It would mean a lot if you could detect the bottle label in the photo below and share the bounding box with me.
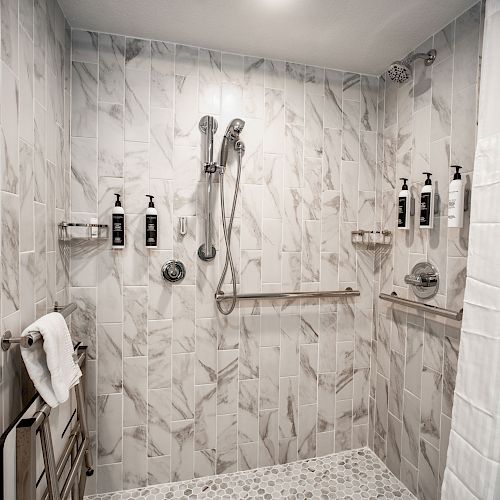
[112,214,124,246]
[146,214,157,246]
[420,192,431,226]
[398,197,407,228]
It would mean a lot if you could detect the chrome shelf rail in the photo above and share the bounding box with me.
[216,288,360,302]
[1,302,77,351]
[379,292,463,321]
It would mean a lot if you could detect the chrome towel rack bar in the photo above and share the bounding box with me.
[379,292,463,321]
[216,288,360,302]
[1,302,77,351]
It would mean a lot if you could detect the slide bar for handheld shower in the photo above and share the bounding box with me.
[198,115,218,261]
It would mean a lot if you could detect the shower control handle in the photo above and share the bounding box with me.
[404,272,438,287]
[404,262,439,299]
[161,260,186,283]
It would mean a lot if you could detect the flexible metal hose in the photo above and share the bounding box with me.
[215,148,243,315]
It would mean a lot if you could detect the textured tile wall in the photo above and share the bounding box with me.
[0,0,71,431]
[69,31,381,494]
[371,3,483,500]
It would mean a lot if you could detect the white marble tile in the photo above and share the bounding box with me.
[298,404,317,459]
[97,250,122,323]
[148,456,170,485]
[1,63,19,193]
[282,188,302,252]
[19,26,34,145]
[123,286,148,356]
[174,75,198,147]
[172,353,195,420]
[343,73,360,100]
[171,420,194,481]
[99,33,125,103]
[284,124,304,187]
[148,250,173,321]
[263,88,284,153]
[304,94,324,158]
[124,141,149,213]
[71,137,97,212]
[262,219,282,284]
[72,30,98,63]
[123,357,148,426]
[151,41,175,107]
[125,37,150,70]
[430,57,453,142]
[302,220,320,282]
[303,158,321,220]
[263,154,283,219]
[342,99,360,162]
[150,107,174,179]
[72,61,98,138]
[285,62,305,125]
[258,409,279,466]
[148,320,172,390]
[1,0,19,74]
[323,128,342,190]
[148,389,172,457]
[125,68,150,142]
[360,75,378,132]
[199,48,221,115]
[123,426,148,489]
[98,102,124,177]
[217,349,238,415]
[20,252,35,330]
[264,59,285,89]
[2,193,20,317]
[175,44,198,76]
[97,323,122,394]
[324,69,343,129]
[195,384,217,450]
[97,393,122,464]
[241,184,262,250]
[19,142,34,253]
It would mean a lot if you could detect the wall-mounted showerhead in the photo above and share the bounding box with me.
[387,49,437,83]
[220,118,245,168]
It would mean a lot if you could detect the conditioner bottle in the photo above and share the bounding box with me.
[419,172,434,229]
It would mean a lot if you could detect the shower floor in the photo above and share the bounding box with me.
[85,448,415,499]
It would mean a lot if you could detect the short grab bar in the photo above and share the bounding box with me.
[379,292,463,321]
[216,288,360,302]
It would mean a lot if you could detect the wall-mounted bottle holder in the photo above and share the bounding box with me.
[404,261,439,299]
[351,230,392,248]
[58,222,109,241]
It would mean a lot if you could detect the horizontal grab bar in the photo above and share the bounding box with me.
[216,288,360,302]
[1,302,78,351]
[379,293,463,321]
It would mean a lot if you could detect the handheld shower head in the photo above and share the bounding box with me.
[387,49,437,83]
[220,118,245,167]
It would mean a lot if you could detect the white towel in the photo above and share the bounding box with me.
[20,312,82,408]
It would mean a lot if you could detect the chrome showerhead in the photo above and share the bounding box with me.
[387,49,437,83]
[220,118,245,168]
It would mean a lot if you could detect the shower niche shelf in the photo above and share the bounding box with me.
[58,222,109,241]
[351,229,392,248]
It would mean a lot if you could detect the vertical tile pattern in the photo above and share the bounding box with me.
[372,4,481,500]
[68,23,385,492]
[0,0,71,437]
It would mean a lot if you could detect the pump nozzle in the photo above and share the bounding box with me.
[146,195,155,207]
[400,178,409,190]
[423,172,432,185]
[114,193,122,206]
[451,165,462,180]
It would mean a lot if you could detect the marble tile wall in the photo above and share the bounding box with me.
[0,0,71,431]
[370,3,483,500]
[69,30,381,494]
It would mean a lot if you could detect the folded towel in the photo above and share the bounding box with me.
[20,312,82,408]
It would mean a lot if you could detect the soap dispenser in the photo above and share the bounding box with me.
[419,172,434,229]
[448,165,464,228]
[397,178,410,230]
[112,193,125,248]
[146,195,158,248]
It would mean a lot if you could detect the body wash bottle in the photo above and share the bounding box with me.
[448,165,464,228]
[397,178,410,230]
[146,195,158,248]
[419,172,434,229]
[112,194,125,248]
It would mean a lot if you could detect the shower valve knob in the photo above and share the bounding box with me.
[161,260,186,283]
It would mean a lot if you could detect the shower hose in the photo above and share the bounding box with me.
[215,143,243,315]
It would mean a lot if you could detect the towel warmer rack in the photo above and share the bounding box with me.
[1,302,77,351]
[16,346,94,500]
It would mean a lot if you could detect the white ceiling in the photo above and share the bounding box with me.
[60,0,478,75]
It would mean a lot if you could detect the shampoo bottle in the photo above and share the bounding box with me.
[448,165,464,228]
[146,195,158,248]
[419,172,434,229]
[112,194,125,248]
[397,178,410,230]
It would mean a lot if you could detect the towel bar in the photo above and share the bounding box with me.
[1,302,77,351]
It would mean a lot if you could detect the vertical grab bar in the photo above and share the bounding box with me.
[198,115,218,261]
